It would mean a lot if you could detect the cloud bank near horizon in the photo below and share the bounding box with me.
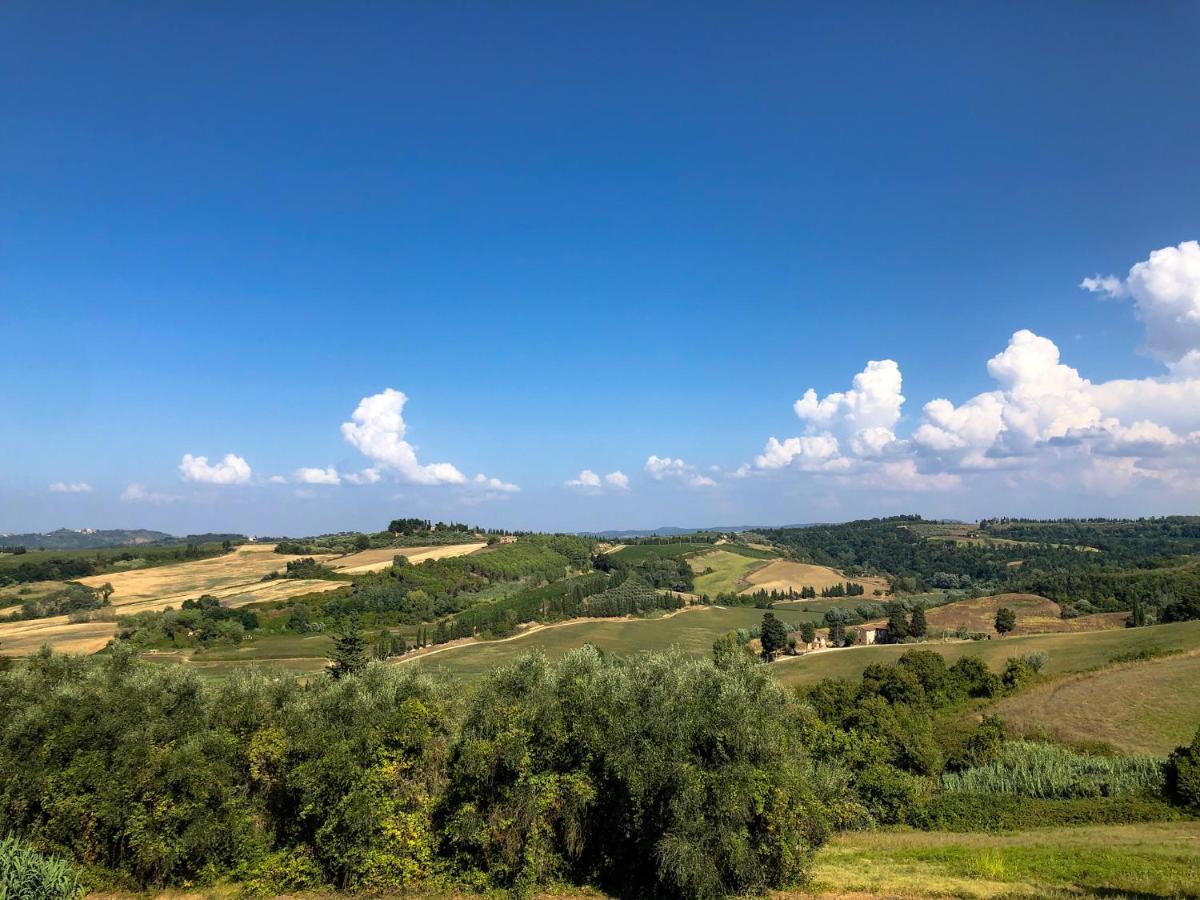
[45,239,1200,517]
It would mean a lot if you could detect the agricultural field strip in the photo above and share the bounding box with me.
[329,541,487,573]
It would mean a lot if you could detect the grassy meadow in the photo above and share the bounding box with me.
[992,650,1200,755]
[403,605,807,679]
[689,548,770,595]
[771,619,1200,689]
[807,822,1200,898]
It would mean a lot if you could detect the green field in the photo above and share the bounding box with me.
[809,822,1200,898]
[690,549,770,595]
[771,619,1200,689]
[608,542,713,562]
[403,605,805,679]
[992,650,1200,755]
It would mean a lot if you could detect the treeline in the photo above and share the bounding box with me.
[0,647,826,897]
[761,517,1200,618]
[117,595,260,648]
[1,583,111,622]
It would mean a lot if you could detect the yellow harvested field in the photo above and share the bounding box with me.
[0,615,118,655]
[75,543,335,607]
[0,544,344,656]
[740,561,888,596]
[332,542,486,573]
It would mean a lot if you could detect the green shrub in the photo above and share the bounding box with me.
[940,741,1164,799]
[1165,727,1200,812]
[441,645,827,898]
[0,836,84,899]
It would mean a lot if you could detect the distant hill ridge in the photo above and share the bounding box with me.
[0,528,244,550]
[581,523,823,539]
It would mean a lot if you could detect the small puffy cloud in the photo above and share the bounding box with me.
[344,467,382,485]
[566,468,630,493]
[179,452,252,485]
[566,469,603,489]
[121,483,176,504]
[472,473,520,493]
[49,481,92,494]
[605,470,630,490]
[1081,240,1200,371]
[644,455,716,488]
[294,466,341,485]
[269,474,288,484]
[342,389,467,485]
[1080,274,1126,296]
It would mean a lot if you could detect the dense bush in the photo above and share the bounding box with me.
[443,646,826,897]
[2,582,108,622]
[1165,727,1200,812]
[0,646,827,896]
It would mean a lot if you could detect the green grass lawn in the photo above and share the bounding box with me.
[690,549,769,596]
[771,619,1200,690]
[992,650,1200,755]
[808,822,1200,898]
[403,605,802,679]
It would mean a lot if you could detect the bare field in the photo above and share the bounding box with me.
[740,560,888,596]
[331,542,486,574]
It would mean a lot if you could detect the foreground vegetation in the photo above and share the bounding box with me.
[3,634,1198,898]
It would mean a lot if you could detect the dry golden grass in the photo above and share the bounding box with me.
[0,616,118,655]
[740,561,888,596]
[331,542,486,574]
[0,544,344,657]
[921,593,1125,637]
[75,543,333,606]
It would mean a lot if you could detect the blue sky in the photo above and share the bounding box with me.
[3,2,1200,535]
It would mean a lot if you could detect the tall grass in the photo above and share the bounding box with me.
[940,741,1164,799]
[0,836,84,899]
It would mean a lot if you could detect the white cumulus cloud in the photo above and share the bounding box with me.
[344,467,382,485]
[1081,239,1200,372]
[605,470,631,490]
[294,466,341,485]
[566,468,631,493]
[49,481,92,494]
[179,452,252,485]
[644,455,716,488]
[341,388,469,485]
